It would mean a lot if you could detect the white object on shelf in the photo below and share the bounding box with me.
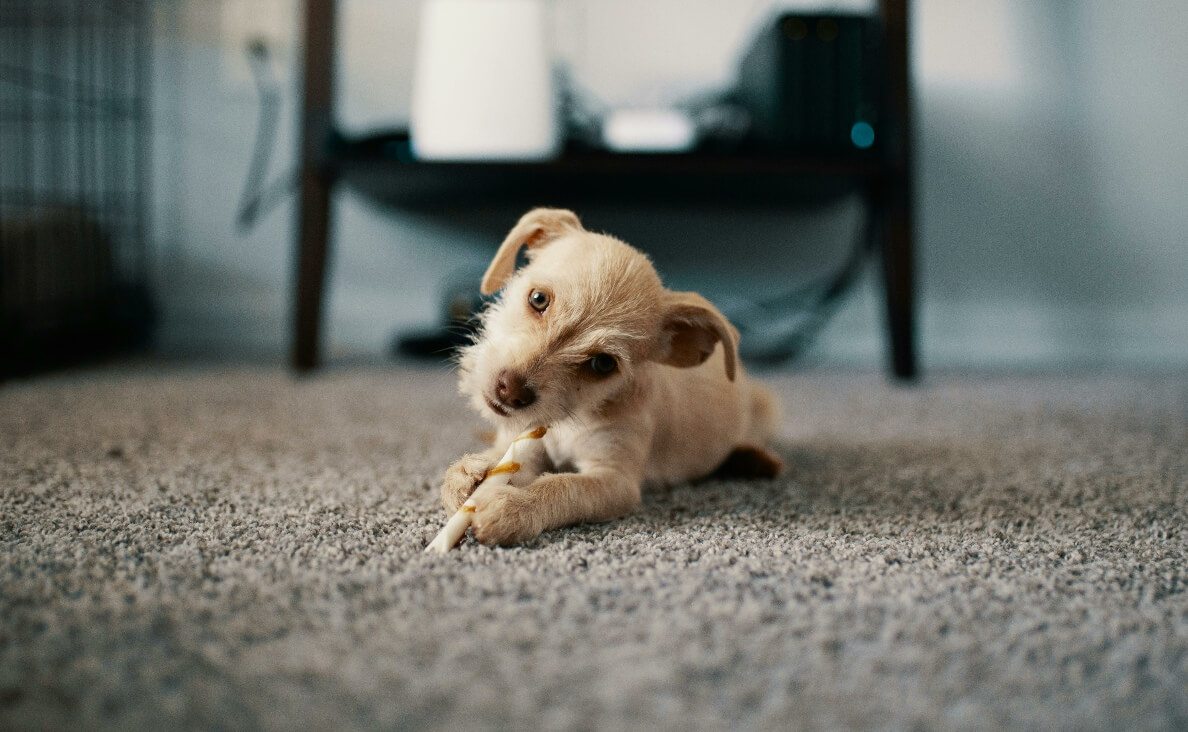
[411,0,560,161]
[601,108,697,153]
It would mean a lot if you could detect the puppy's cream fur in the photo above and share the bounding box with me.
[443,208,781,546]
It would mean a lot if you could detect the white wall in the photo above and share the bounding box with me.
[915,0,1188,366]
[150,0,1188,368]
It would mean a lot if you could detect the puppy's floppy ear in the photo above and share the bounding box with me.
[658,291,740,381]
[480,208,582,294]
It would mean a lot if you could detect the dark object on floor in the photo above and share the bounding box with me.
[393,323,475,361]
[393,274,483,360]
[1,211,154,376]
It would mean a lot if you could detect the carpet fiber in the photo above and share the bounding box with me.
[2,366,1186,730]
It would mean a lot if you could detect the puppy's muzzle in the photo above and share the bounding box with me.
[490,369,536,414]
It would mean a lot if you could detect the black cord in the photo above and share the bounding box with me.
[235,39,296,233]
[732,199,875,364]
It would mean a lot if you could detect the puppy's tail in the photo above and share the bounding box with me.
[746,382,781,443]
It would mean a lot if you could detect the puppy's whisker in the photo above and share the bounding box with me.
[556,403,590,433]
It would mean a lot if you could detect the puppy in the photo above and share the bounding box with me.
[443,208,782,546]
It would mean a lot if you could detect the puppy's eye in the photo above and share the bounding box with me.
[587,353,618,376]
[528,289,550,313]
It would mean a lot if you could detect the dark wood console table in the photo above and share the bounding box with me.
[292,0,917,379]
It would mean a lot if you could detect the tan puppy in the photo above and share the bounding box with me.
[443,208,782,546]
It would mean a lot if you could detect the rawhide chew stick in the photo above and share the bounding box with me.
[425,426,548,554]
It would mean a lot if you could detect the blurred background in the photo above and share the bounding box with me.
[3,0,1187,376]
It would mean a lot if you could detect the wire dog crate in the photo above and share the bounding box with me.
[0,0,153,377]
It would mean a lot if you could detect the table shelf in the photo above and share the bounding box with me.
[292,0,917,379]
[332,130,884,209]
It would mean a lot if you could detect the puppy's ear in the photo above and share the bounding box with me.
[658,291,740,381]
[480,208,582,294]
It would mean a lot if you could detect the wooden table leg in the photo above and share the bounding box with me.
[292,0,336,372]
[293,168,332,372]
[880,0,917,380]
[882,176,917,380]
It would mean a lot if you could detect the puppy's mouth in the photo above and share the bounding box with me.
[484,396,511,417]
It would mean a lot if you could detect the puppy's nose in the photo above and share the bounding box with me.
[495,370,536,410]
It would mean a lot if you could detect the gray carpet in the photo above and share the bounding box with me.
[1,365,1186,731]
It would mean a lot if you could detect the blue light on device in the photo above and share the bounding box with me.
[850,121,875,149]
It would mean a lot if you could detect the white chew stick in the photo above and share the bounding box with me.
[425,426,548,554]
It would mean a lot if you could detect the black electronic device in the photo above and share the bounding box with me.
[736,13,884,155]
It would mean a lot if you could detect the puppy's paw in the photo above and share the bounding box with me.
[470,484,541,547]
[441,453,494,513]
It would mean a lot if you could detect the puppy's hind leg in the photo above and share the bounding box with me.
[745,382,781,444]
[711,382,783,479]
[713,444,784,479]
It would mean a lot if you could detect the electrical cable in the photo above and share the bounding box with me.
[731,202,873,364]
[234,39,296,232]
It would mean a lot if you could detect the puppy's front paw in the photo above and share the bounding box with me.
[470,484,541,547]
[441,453,494,512]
